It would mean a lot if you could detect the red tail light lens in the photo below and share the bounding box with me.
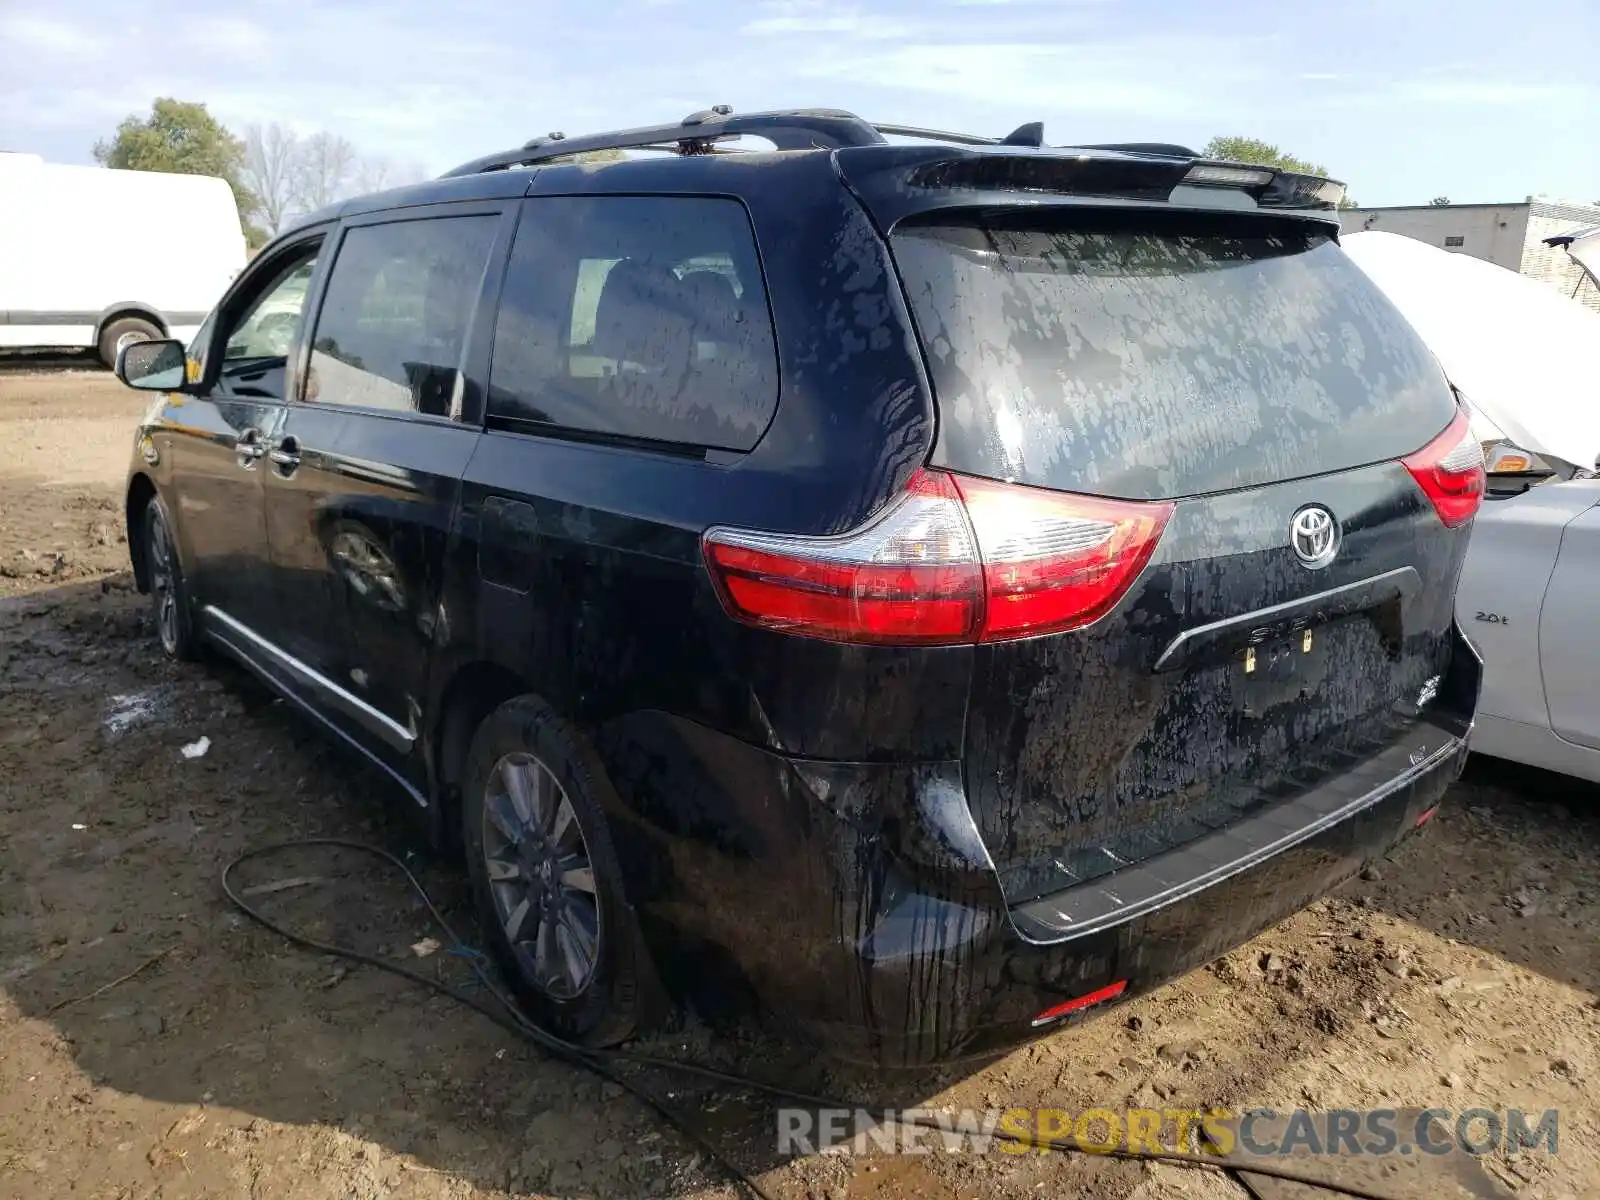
[702,469,1172,646]
[952,474,1173,641]
[703,470,983,646]
[1402,409,1485,529]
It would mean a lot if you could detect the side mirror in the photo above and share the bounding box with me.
[115,339,189,392]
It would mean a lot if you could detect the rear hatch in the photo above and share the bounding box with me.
[883,200,1477,908]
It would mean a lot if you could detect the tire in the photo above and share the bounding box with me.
[142,496,199,661]
[462,695,641,1046]
[98,316,161,370]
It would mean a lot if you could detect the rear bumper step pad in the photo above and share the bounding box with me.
[1011,716,1466,943]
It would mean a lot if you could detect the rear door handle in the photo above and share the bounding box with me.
[268,435,301,473]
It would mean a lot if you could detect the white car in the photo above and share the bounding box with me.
[1344,230,1600,782]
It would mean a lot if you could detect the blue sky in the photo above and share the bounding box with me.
[3,0,1595,206]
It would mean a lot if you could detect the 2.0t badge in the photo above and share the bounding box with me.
[1290,505,1340,569]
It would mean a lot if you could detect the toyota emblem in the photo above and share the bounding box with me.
[1290,505,1339,568]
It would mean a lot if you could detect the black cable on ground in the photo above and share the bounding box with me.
[222,839,780,1200]
[221,839,1409,1200]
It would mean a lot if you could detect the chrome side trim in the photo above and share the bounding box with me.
[202,627,427,808]
[201,605,416,754]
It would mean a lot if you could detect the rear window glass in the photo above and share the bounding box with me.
[488,196,778,451]
[892,214,1456,500]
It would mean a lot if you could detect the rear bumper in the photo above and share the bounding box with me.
[802,732,1467,1066]
[1009,720,1465,943]
[601,708,1469,1069]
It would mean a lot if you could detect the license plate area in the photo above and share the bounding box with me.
[1231,625,1335,717]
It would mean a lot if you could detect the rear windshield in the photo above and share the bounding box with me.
[892,213,1456,500]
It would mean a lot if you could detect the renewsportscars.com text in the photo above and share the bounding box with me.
[777,1106,1560,1158]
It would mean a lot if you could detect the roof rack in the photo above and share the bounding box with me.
[435,108,1347,211]
[439,107,1064,177]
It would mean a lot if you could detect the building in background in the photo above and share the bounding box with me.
[1339,199,1600,312]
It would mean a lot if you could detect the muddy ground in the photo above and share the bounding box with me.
[1,368,1597,1200]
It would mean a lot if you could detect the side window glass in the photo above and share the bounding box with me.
[208,246,319,399]
[225,258,317,363]
[305,215,498,417]
[488,197,778,451]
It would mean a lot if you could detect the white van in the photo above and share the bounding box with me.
[0,153,247,366]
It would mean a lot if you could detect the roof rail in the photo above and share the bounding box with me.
[438,108,1215,179]
[873,123,997,147]
[441,107,882,177]
[869,121,1045,147]
[438,107,1076,177]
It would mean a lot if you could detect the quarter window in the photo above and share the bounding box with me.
[226,258,317,364]
[307,215,499,417]
[207,242,321,400]
[488,197,778,451]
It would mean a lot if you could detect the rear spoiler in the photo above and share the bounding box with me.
[836,144,1347,228]
[1181,162,1347,210]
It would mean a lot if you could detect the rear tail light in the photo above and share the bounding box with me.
[702,470,982,645]
[1402,409,1486,529]
[702,469,1172,646]
[951,474,1172,641]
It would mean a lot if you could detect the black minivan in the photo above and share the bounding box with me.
[116,108,1483,1066]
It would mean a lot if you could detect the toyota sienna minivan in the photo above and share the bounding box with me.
[114,107,1483,1065]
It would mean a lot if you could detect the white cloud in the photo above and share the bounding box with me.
[1,0,521,169]
[1396,80,1582,105]
[8,85,151,134]
[5,0,1592,205]
[741,13,911,36]
[180,17,272,58]
[0,13,106,56]
[738,2,913,38]
[1330,75,1591,111]
[798,39,1253,118]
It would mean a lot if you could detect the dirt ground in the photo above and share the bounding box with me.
[1,368,1597,1200]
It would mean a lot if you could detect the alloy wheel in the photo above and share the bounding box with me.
[147,511,179,654]
[481,752,601,1000]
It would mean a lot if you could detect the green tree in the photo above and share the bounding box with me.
[1203,136,1327,176]
[94,98,259,236]
[1429,196,1451,206]
[1202,136,1356,208]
